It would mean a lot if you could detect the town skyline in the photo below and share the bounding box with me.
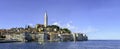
[0,0,120,40]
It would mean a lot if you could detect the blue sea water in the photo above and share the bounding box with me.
[0,40,120,49]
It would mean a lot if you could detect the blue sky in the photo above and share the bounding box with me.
[0,0,120,40]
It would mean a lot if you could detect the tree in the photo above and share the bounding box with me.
[62,28,71,34]
[47,25,60,32]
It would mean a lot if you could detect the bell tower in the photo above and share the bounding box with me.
[44,11,48,28]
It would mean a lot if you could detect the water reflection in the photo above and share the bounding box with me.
[0,40,120,49]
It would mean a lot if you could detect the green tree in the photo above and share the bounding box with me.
[62,28,71,34]
[47,25,60,32]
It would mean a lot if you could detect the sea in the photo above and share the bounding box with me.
[0,40,120,49]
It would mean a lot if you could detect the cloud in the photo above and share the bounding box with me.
[27,23,35,27]
[52,22,61,26]
[65,22,75,29]
[81,26,99,33]
[52,21,99,33]
[52,21,76,30]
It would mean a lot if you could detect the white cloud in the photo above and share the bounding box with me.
[27,23,35,27]
[52,22,61,26]
[52,21,99,33]
[52,21,76,29]
[65,22,75,29]
[81,26,99,33]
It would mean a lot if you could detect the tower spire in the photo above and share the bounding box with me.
[44,11,48,28]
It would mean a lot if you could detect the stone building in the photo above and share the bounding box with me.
[5,33,25,41]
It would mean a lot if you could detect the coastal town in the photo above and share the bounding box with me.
[0,12,88,42]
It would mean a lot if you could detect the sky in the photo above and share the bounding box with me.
[0,0,120,40]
